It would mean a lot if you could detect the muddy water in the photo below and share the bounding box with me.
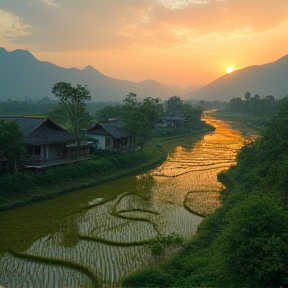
[0,115,245,288]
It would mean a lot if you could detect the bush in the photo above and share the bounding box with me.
[148,233,185,256]
[215,195,288,287]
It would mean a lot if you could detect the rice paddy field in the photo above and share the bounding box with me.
[0,114,246,288]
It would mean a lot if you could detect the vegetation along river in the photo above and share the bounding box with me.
[0,114,246,288]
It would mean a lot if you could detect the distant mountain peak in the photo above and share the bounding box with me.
[10,48,37,61]
[0,47,197,101]
[0,47,8,53]
[191,52,288,101]
[83,65,94,70]
[82,65,103,75]
[140,79,159,84]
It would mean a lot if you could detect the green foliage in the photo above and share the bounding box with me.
[148,233,184,256]
[229,93,278,116]
[164,95,203,130]
[122,92,163,145]
[95,104,123,121]
[0,97,56,116]
[47,105,68,125]
[0,173,35,197]
[215,195,288,287]
[165,95,183,113]
[0,139,166,209]
[52,82,92,142]
[0,119,26,173]
[122,95,288,287]
[122,267,173,287]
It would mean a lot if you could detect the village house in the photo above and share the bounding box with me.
[86,120,135,152]
[2,116,92,168]
[156,113,188,129]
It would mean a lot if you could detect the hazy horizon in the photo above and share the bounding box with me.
[1,0,288,87]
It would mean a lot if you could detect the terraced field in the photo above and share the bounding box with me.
[0,114,245,288]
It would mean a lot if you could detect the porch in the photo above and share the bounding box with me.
[21,155,91,169]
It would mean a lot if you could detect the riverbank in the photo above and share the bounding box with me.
[0,124,214,211]
[122,100,288,287]
[207,109,267,138]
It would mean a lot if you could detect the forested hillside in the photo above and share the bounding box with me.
[123,95,288,287]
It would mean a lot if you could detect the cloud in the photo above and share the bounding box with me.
[0,0,287,51]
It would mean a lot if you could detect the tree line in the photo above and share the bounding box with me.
[0,82,203,174]
[229,92,278,115]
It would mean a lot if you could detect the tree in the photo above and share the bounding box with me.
[52,82,91,146]
[96,105,123,121]
[166,96,183,113]
[229,97,243,111]
[0,120,26,173]
[122,93,163,145]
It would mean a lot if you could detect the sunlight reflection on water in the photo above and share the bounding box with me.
[0,114,246,288]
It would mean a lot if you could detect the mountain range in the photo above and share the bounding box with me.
[0,47,200,102]
[190,54,288,101]
[0,47,287,102]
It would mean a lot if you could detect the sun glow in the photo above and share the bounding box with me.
[227,67,234,73]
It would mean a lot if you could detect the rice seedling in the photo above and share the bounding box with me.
[0,115,246,288]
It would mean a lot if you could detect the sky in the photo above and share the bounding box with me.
[0,0,288,88]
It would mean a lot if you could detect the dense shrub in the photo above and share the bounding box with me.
[0,173,35,197]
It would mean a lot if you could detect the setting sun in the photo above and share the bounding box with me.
[227,67,234,73]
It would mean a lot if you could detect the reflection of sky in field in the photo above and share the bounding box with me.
[0,115,245,288]
[152,115,244,211]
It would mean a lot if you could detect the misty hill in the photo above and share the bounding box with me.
[190,54,288,101]
[0,48,200,102]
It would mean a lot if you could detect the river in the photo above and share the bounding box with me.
[0,114,245,288]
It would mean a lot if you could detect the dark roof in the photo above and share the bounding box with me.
[87,120,134,139]
[1,116,75,145]
[162,113,187,121]
[162,116,186,121]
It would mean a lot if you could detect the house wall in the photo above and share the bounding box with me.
[86,134,106,149]
[26,144,63,160]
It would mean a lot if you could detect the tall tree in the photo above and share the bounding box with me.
[122,93,163,145]
[52,82,91,146]
[166,96,183,113]
[0,120,26,173]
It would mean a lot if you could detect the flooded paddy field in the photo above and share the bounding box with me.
[0,115,245,288]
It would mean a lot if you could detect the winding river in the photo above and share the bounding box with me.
[0,114,245,288]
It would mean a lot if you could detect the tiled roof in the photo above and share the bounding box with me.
[87,121,134,139]
[2,116,47,137]
[1,116,75,145]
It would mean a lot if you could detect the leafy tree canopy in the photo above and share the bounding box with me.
[52,82,91,142]
[216,195,288,287]
[122,92,163,145]
[0,120,26,173]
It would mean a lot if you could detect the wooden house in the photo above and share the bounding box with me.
[86,120,135,152]
[2,116,91,168]
[161,113,188,128]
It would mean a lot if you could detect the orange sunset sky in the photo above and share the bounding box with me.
[0,0,288,88]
